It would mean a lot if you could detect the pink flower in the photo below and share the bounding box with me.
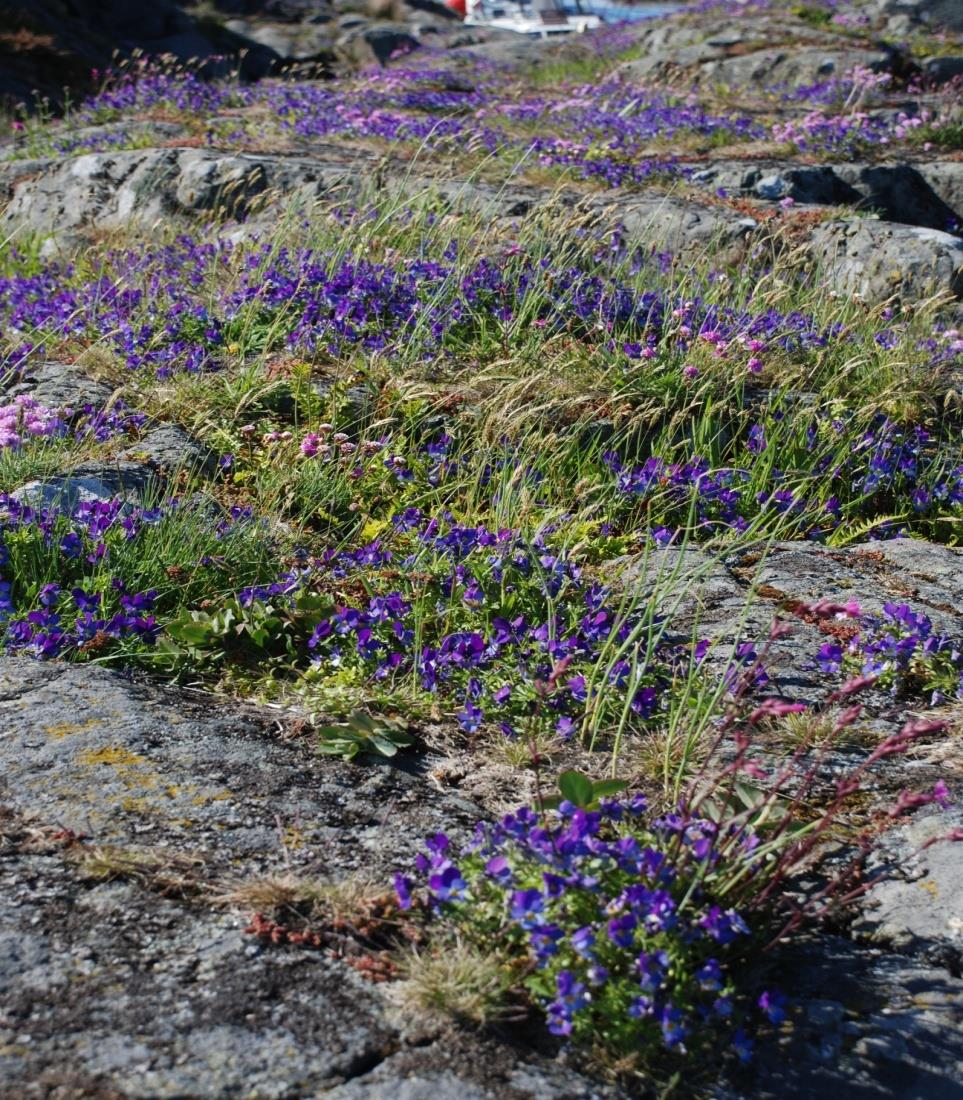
[833,704,863,732]
[747,699,807,724]
[826,675,877,703]
[887,781,950,817]
[797,598,862,620]
[739,761,769,779]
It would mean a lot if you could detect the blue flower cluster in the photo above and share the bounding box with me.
[396,795,768,1059]
[1,582,159,658]
[605,413,963,541]
[303,507,707,738]
[817,601,963,703]
[0,493,263,660]
[2,230,924,381]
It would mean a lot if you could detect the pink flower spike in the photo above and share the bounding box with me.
[747,699,807,724]
[836,777,860,799]
[833,704,863,732]
[933,780,951,809]
[899,718,946,739]
[739,761,768,779]
[827,675,877,702]
[921,828,963,850]
[888,789,938,817]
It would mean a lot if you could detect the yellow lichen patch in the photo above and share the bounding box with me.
[44,718,102,740]
[69,745,234,823]
[281,824,306,851]
[919,879,940,900]
[77,746,150,768]
[121,795,158,814]
[191,789,233,806]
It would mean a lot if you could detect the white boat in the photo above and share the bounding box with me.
[464,0,602,37]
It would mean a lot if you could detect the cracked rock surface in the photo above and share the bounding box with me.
[0,658,614,1100]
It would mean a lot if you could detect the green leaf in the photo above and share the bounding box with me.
[591,779,629,800]
[316,734,360,758]
[557,770,595,808]
[166,617,215,646]
[314,711,412,761]
[733,780,768,810]
[369,733,402,757]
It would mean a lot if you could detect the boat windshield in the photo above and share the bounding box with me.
[468,0,568,14]
[466,0,604,26]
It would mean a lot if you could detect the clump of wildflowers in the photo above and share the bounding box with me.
[0,492,271,661]
[604,412,963,543]
[396,794,762,1061]
[0,396,65,449]
[393,609,963,1069]
[0,395,146,451]
[817,602,963,704]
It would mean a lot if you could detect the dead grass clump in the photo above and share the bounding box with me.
[392,939,520,1027]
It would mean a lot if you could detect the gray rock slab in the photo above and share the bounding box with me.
[10,461,155,510]
[614,12,901,89]
[0,847,398,1100]
[854,807,963,957]
[810,218,963,304]
[0,146,762,267]
[687,159,963,234]
[923,55,963,84]
[119,424,219,476]
[723,937,963,1100]
[0,657,614,1099]
[616,537,963,705]
[325,1057,616,1099]
[1,361,116,412]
